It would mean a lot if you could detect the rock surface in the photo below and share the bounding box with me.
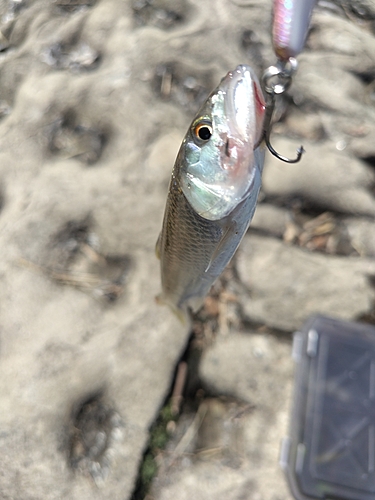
[0,1,193,498]
[152,333,292,500]
[0,0,374,499]
[262,140,375,216]
[237,235,375,331]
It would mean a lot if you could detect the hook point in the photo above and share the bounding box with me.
[265,134,305,164]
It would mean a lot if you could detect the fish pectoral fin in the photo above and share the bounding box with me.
[205,223,237,273]
[155,233,161,260]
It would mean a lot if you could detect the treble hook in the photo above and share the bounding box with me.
[260,59,305,164]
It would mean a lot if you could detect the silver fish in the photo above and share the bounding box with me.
[156,64,266,314]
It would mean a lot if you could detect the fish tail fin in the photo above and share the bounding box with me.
[187,295,205,314]
[155,293,188,324]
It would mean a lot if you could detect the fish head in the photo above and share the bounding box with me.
[180,65,266,221]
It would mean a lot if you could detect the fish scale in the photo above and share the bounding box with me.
[157,65,266,315]
[159,154,225,311]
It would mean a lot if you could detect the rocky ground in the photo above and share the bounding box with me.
[0,0,374,499]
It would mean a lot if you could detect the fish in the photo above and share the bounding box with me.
[156,64,266,315]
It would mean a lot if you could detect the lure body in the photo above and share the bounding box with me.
[157,65,266,312]
[273,0,316,61]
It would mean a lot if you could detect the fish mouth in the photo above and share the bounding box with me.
[222,64,265,146]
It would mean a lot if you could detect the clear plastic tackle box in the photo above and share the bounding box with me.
[281,315,375,500]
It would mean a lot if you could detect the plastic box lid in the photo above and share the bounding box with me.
[281,315,375,500]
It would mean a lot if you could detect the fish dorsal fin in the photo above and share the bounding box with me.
[205,222,237,273]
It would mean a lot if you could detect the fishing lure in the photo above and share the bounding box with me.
[263,0,316,163]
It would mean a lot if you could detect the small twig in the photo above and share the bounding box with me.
[18,257,102,287]
[161,69,172,97]
[80,243,106,265]
[171,361,188,416]
[172,403,207,457]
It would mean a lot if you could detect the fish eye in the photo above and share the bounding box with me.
[193,121,213,142]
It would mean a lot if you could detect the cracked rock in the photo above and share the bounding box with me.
[200,332,292,409]
[285,9,375,158]
[0,0,191,497]
[251,203,290,238]
[152,333,293,500]
[262,139,375,216]
[237,235,375,331]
